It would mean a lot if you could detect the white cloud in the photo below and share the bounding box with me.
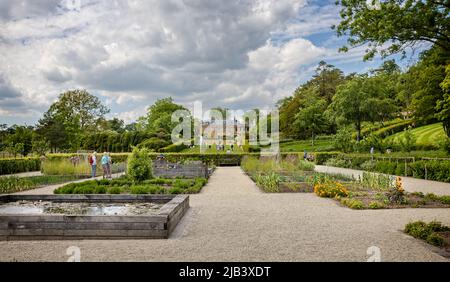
[0,0,338,124]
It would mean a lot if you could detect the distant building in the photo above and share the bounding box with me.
[200,119,246,146]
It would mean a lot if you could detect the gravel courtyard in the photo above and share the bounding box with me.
[0,167,449,262]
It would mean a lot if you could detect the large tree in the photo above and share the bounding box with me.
[334,0,450,60]
[48,89,110,131]
[294,93,329,149]
[278,61,346,139]
[40,89,109,150]
[330,75,397,141]
[139,97,188,134]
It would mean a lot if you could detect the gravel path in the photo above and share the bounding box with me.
[1,167,449,262]
[315,165,450,196]
[0,171,42,178]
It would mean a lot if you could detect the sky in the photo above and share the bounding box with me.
[0,0,425,126]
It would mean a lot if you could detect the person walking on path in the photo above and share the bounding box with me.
[101,152,112,179]
[89,152,97,178]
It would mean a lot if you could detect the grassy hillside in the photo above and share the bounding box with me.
[386,123,446,148]
[280,139,334,152]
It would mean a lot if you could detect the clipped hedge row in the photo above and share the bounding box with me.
[0,158,41,175]
[313,152,341,165]
[372,120,414,138]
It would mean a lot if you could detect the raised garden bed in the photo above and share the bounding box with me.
[0,194,189,240]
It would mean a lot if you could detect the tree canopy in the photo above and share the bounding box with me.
[334,0,450,60]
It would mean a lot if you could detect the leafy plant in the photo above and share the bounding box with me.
[404,221,450,247]
[359,172,394,191]
[387,177,406,204]
[127,147,153,182]
[340,198,364,209]
[368,201,385,209]
[254,172,281,193]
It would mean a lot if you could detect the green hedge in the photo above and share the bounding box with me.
[313,152,341,165]
[372,120,414,138]
[0,158,41,175]
[45,153,129,163]
[319,153,450,183]
[158,143,190,153]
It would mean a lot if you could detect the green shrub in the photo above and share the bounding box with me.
[340,198,364,209]
[173,179,193,190]
[0,158,41,175]
[333,128,355,153]
[144,178,173,185]
[374,161,397,175]
[130,185,149,194]
[368,201,385,209]
[127,147,153,182]
[324,158,352,168]
[73,186,94,194]
[438,195,450,204]
[405,221,450,242]
[297,160,315,171]
[94,186,107,194]
[313,152,341,165]
[442,138,450,154]
[108,187,122,194]
[426,233,445,247]
[254,172,281,193]
[138,137,171,151]
[169,187,183,194]
[0,177,34,194]
[360,160,376,171]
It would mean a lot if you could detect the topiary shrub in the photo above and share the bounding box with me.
[127,147,153,182]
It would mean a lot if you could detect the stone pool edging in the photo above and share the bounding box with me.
[0,194,189,240]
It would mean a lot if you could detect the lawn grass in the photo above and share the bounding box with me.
[280,139,334,152]
[386,123,446,148]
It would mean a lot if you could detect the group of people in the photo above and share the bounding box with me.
[88,152,113,179]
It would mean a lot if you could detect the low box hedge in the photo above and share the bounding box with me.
[0,158,41,175]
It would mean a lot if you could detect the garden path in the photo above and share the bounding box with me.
[1,167,449,262]
[0,171,42,178]
[315,165,450,196]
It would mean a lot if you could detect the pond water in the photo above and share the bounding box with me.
[0,201,163,216]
